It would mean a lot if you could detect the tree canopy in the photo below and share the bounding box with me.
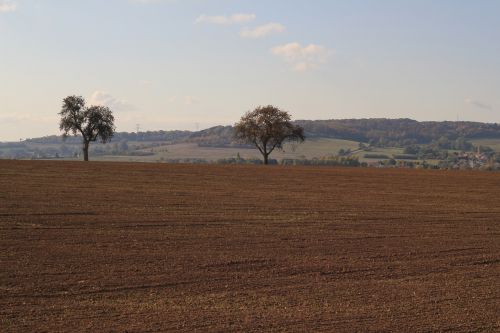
[234,105,305,164]
[59,95,115,161]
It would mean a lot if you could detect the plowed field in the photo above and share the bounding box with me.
[1,160,499,332]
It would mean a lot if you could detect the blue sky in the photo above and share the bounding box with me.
[1,0,499,141]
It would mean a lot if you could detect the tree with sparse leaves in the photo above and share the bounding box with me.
[234,105,305,165]
[59,95,115,161]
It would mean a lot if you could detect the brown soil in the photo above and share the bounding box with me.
[1,160,499,332]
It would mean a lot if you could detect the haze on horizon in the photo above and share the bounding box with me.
[1,0,499,142]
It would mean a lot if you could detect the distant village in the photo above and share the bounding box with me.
[367,150,500,171]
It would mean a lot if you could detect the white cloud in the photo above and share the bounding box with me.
[271,42,333,72]
[89,91,134,112]
[240,23,285,39]
[465,98,494,111]
[195,13,256,25]
[0,0,16,13]
[184,96,199,106]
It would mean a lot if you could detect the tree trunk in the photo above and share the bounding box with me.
[263,153,269,165]
[83,141,90,162]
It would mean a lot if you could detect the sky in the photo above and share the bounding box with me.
[1,0,499,141]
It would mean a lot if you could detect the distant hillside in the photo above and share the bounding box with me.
[297,119,500,146]
[185,126,235,146]
[182,119,500,147]
[12,118,500,148]
[23,130,192,145]
[4,118,500,161]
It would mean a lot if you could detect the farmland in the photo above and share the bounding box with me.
[0,137,363,162]
[1,161,499,332]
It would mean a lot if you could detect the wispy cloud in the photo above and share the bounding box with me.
[271,42,333,72]
[465,98,494,111]
[89,91,134,112]
[240,23,285,39]
[0,0,16,13]
[195,13,256,25]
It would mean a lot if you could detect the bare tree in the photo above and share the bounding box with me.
[59,96,115,161]
[234,105,305,164]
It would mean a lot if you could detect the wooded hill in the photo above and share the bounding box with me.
[17,118,500,148]
[296,119,500,146]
